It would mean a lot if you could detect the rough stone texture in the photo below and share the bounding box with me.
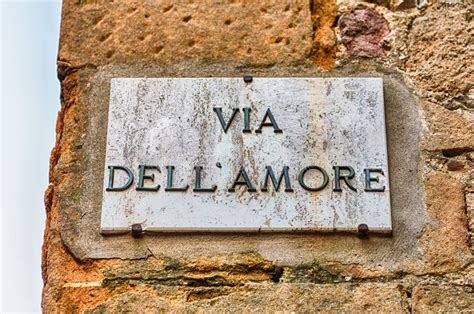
[58,0,332,69]
[420,100,474,152]
[43,0,474,312]
[420,170,471,272]
[338,9,390,57]
[412,285,474,312]
[83,282,409,313]
[405,1,473,97]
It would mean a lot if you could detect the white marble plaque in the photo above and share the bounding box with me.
[100,78,391,233]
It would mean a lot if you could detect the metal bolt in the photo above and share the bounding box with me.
[243,75,253,83]
[358,223,369,239]
[131,223,143,238]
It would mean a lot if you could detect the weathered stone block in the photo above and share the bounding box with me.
[406,2,473,96]
[421,100,474,152]
[412,285,474,312]
[58,1,327,67]
[338,8,390,57]
[67,283,408,313]
[420,170,472,272]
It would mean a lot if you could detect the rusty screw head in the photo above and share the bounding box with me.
[358,223,369,239]
[131,223,143,238]
[243,75,253,83]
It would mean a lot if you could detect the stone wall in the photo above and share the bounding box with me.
[43,0,473,311]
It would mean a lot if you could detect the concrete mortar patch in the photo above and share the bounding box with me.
[59,62,428,273]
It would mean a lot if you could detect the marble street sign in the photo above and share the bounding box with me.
[100,78,391,234]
